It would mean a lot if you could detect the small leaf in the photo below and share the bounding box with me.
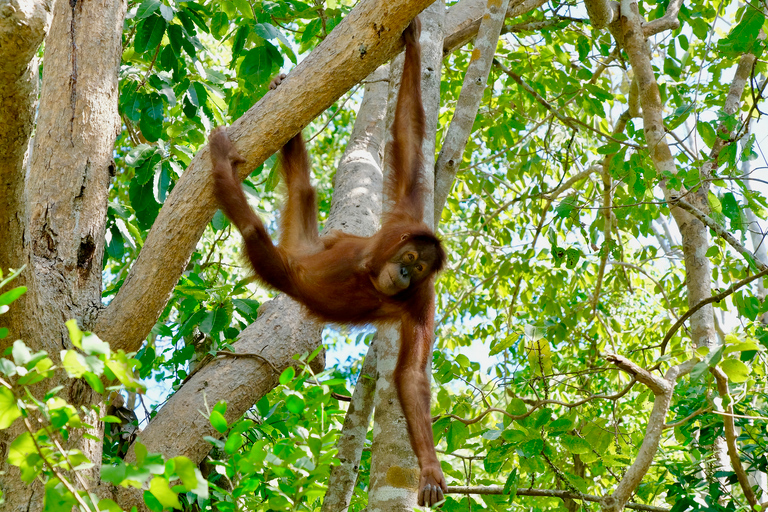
[210,411,227,433]
[279,366,295,385]
[697,121,717,149]
[135,15,167,54]
[0,286,26,307]
[135,0,161,19]
[285,394,304,414]
[12,340,32,365]
[561,434,591,454]
[148,476,182,510]
[0,387,21,428]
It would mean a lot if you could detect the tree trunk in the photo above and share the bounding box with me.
[0,0,125,509]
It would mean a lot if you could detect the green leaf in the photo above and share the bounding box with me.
[135,15,167,54]
[720,358,750,383]
[279,366,295,385]
[285,394,304,414]
[97,499,124,512]
[561,434,591,454]
[254,23,278,40]
[9,431,41,482]
[62,350,87,377]
[0,286,26,307]
[170,456,199,491]
[446,421,469,452]
[597,142,621,154]
[210,410,227,433]
[135,0,161,19]
[565,248,581,269]
[721,192,740,224]
[81,333,110,356]
[697,121,717,149]
[140,93,164,142]
[187,82,208,108]
[211,12,229,39]
[0,387,21,429]
[66,319,83,348]
[148,476,182,510]
[240,46,272,84]
[718,8,765,56]
[224,432,244,454]
[555,197,578,219]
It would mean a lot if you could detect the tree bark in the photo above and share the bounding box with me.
[0,0,125,509]
[434,0,511,217]
[322,340,378,512]
[0,0,52,347]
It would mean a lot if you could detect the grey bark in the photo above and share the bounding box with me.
[0,0,126,509]
[0,0,52,284]
[319,66,389,512]
[442,0,548,55]
[598,0,711,508]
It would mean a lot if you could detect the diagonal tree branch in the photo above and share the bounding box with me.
[673,198,768,272]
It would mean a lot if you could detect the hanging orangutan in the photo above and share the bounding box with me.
[209,18,447,507]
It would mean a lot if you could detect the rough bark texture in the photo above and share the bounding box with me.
[584,0,617,28]
[93,0,436,355]
[0,0,52,284]
[420,1,445,227]
[322,340,378,512]
[434,0,511,217]
[603,357,694,511]
[0,0,125,509]
[368,4,445,510]
[319,67,389,512]
[622,0,716,352]
[325,64,389,236]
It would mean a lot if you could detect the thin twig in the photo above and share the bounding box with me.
[659,267,768,355]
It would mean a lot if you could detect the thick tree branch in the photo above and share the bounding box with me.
[604,352,673,511]
[605,354,668,395]
[0,0,52,340]
[442,0,548,55]
[94,0,435,353]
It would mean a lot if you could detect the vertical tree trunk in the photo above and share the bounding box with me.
[0,0,52,351]
[0,0,125,509]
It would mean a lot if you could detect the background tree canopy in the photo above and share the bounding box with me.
[1,0,768,510]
